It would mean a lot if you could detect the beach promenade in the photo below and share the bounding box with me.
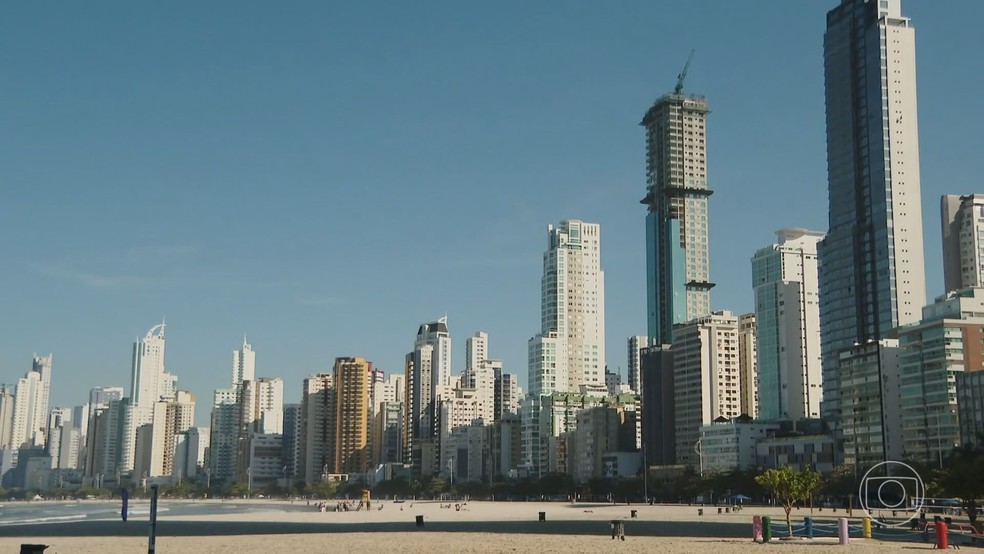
[0,500,933,553]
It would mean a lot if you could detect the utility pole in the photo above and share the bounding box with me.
[448,457,454,499]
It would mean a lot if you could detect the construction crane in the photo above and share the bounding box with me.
[674,49,695,95]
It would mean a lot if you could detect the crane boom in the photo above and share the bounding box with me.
[674,49,695,95]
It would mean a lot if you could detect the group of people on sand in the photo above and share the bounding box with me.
[439,502,468,511]
[311,500,385,512]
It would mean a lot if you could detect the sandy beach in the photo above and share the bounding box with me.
[0,500,942,553]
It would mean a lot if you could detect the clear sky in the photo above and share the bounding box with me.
[3,1,982,425]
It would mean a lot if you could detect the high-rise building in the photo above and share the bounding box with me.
[461,358,497,425]
[640,85,712,345]
[957,371,984,451]
[529,220,605,395]
[241,378,284,435]
[333,357,371,474]
[818,0,927,438]
[465,332,489,374]
[627,336,648,395]
[11,354,53,449]
[899,288,984,464]
[838,339,903,466]
[671,311,742,467]
[281,404,302,479]
[85,398,128,481]
[942,195,984,293]
[752,229,824,421]
[404,343,435,475]
[149,390,195,479]
[122,323,176,472]
[208,387,239,485]
[0,385,14,449]
[300,373,335,484]
[232,337,256,386]
[416,318,452,388]
[640,345,675,467]
[494,370,520,422]
[737,314,758,418]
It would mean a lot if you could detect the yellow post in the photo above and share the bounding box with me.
[862,517,872,539]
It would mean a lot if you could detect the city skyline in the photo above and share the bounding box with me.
[3,1,982,420]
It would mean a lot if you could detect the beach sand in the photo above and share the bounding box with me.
[0,500,932,553]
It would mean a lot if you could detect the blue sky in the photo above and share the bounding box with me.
[2,1,982,424]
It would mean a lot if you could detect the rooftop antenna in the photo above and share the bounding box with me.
[674,49,696,95]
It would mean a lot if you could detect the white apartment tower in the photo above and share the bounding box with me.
[529,220,605,396]
[942,194,984,293]
[122,322,175,472]
[11,354,53,448]
[672,311,742,467]
[149,390,195,478]
[241,377,284,435]
[752,228,824,421]
[300,373,335,484]
[416,317,452,388]
[465,332,489,374]
[737,314,758,418]
[0,385,14,449]
[232,337,256,385]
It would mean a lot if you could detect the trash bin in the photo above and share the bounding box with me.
[20,546,49,554]
[698,508,703,516]
[538,511,546,522]
[630,509,637,518]
[415,515,424,527]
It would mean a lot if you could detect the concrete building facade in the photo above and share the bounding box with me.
[752,229,824,421]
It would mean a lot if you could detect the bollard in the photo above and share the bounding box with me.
[752,516,763,542]
[862,517,871,539]
[838,517,849,545]
[936,521,949,550]
[762,516,772,543]
[538,511,546,522]
[804,516,814,539]
[630,509,637,519]
[149,484,159,554]
[416,515,424,527]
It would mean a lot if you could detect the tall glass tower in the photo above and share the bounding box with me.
[641,91,712,345]
[818,0,926,433]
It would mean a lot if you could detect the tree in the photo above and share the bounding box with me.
[939,450,984,532]
[307,479,339,499]
[755,466,823,538]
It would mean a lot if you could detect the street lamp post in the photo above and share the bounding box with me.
[283,466,288,499]
[935,408,944,469]
[694,440,703,477]
[247,466,252,497]
[448,457,454,499]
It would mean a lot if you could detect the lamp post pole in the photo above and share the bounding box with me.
[448,457,454,499]
[283,466,288,499]
[936,408,944,469]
